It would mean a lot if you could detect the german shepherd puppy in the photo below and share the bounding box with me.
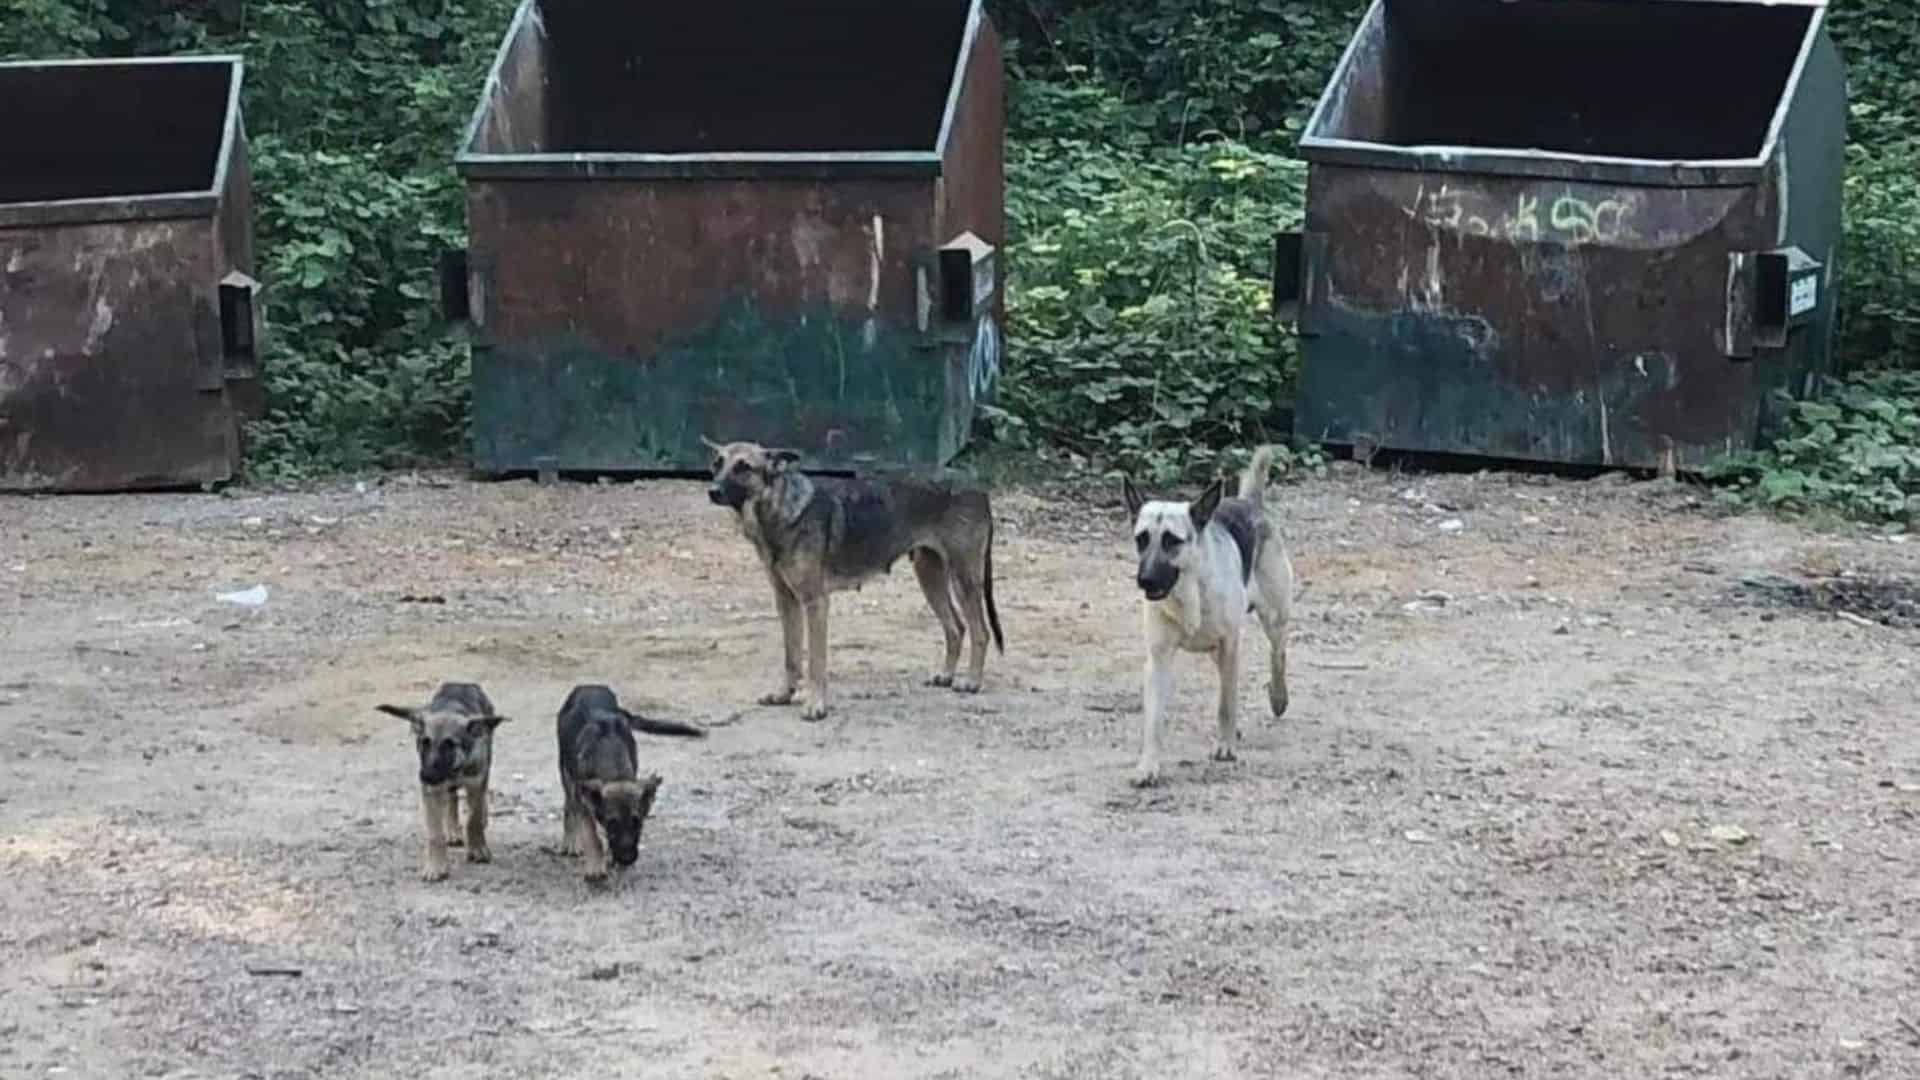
[376,682,508,881]
[556,684,704,883]
[703,438,1005,721]
[1123,447,1293,787]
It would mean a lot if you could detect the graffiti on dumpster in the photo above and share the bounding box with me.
[968,314,1001,400]
[1548,194,1631,245]
[1405,184,1633,246]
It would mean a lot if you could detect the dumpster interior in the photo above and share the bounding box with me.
[533,0,972,153]
[0,62,232,205]
[1323,0,1814,161]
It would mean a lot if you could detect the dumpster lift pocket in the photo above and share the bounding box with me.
[1724,246,1822,360]
[218,271,260,374]
[439,248,494,335]
[440,248,471,324]
[1273,230,1327,336]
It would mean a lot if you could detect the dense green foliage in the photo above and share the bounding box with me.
[1707,372,1920,524]
[1722,4,1920,523]
[987,1,1352,480]
[3,0,1917,503]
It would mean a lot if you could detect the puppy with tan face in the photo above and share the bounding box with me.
[377,682,508,881]
[1122,448,1293,787]
[704,437,1004,721]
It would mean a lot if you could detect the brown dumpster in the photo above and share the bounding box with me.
[0,55,261,493]
[445,0,1005,474]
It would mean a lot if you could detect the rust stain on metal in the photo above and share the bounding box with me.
[469,180,937,353]
[1287,0,1845,469]
[0,56,257,493]
[452,0,1005,473]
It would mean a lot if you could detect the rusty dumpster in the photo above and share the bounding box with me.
[446,0,1005,474]
[1275,0,1846,471]
[0,55,260,492]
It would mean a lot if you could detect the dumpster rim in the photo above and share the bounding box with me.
[0,53,243,227]
[453,151,945,181]
[0,52,244,72]
[455,0,538,163]
[455,0,985,168]
[933,0,986,159]
[1297,0,1830,189]
[1294,137,1766,187]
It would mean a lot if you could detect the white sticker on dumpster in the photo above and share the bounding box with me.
[1790,275,1818,317]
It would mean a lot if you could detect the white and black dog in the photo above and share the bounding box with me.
[1122,447,1293,786]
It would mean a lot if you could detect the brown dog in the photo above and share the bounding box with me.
[704,438,1004,720]
[377,682,508,881]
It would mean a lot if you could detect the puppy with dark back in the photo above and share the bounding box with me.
[376,682,508,881]
[704,438,1005,720]
[556,684,704,883]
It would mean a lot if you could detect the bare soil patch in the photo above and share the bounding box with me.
[2,465,1916,1078]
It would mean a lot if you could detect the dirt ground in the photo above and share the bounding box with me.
[2,462,1916,1079]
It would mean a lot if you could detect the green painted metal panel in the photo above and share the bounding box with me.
[472,301,994,473]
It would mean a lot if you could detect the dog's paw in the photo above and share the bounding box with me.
[758,687,797,707]
[445,835,464,848]
[1210,744,1238,763]
[1130,764,1164,788]
[799,697,830,722]
[557,839,581,857]
[926,672,954,688]
[1269,687,1290,719]
[951,676,981,694]
[466,843,492,864]
[420,862,451,883]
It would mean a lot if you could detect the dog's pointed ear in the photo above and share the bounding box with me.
[376,704,418,723]
[1122,475,1144,519]
[767,448,802,471]
[636,774,663,818]
[699,435,724,454]
[1189,476,1224,531]
[466,715,506,738]
[579,779,605,804]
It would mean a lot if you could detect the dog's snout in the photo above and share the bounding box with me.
[706,483,727,505]
[1137,564,1178,600]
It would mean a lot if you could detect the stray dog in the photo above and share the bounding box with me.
[1123,447,1293,787]
[377,682,508,881]
[556,684,704,883]
[704,438,1004,720]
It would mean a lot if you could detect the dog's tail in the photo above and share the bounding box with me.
[1237,444,1277,504]
[623,712,708,739]
[984,513,1005,654]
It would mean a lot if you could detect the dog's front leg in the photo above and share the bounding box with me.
[580,815,610,884]
[464,783,492,863]
[759,574,804,706]
[443,787,463,847]
[559,792,584,856]
[419,787,452,882]
[1134,643,1175,787]
[1211,636,1242,762]
[800,596,831,720]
